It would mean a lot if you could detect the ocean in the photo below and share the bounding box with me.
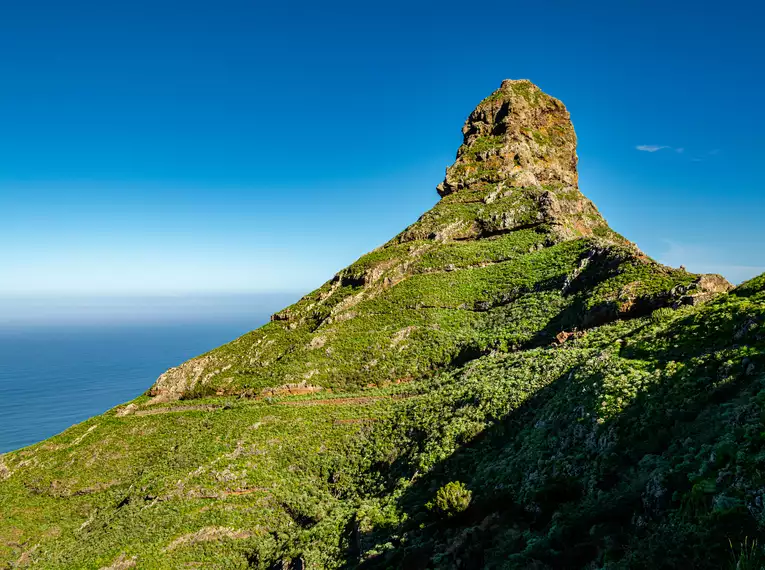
[0,294,297,454]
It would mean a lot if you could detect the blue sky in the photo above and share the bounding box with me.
[1,0,763,296]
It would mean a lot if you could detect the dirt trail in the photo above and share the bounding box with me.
[129,405,221,417]
[278,396,387,406]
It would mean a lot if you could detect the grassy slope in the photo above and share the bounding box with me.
[2,274,763,569]
[0,389,402,568]
[146,79,628,403]
[337,276,765,569]
[171,234,695,400]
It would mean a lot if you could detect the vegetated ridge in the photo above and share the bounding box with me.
[2,80,764,570]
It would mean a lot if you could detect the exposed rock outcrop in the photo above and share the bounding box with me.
[405,79,616,243]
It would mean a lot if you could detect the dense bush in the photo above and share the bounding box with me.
[650,306,675,323]
[427,481,472,518]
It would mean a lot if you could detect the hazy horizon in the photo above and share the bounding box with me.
[0,291,303,328]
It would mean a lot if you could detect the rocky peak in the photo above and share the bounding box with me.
[147,79,732,403]
[438,79,577,197]
[399,80,617,244]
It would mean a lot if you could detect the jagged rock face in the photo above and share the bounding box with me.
[396,80,616,244]
[440,79,578,196]
[148,80,730,402]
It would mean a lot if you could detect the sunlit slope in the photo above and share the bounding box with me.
[148,80,721,402]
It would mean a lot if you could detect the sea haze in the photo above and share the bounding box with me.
[0,293,299,453]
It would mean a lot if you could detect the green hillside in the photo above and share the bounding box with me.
[3,80,763,570]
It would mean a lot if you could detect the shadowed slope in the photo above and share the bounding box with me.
[337,275,765,570]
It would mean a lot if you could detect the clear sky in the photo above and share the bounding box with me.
[2,0,763,297]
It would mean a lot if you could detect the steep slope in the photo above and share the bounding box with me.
[339,275,765,569]
[149,79,719,402]
[1,80,755,570]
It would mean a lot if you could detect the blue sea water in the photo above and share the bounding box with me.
[0,294,297,454]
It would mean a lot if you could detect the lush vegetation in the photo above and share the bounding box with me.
[330,280,765,568]
[2,272,763,568]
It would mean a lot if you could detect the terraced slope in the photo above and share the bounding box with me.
[4,81,762,570]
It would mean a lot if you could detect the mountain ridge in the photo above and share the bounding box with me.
[148,79,727,403]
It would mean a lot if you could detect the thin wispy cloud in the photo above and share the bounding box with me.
[637,145,720,162]
[636,145,669,152]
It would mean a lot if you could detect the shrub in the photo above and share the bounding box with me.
[427,481,472,518]
[651,306,675,324]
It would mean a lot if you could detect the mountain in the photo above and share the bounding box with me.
[148,79,719,402]
[2,80,763,570]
